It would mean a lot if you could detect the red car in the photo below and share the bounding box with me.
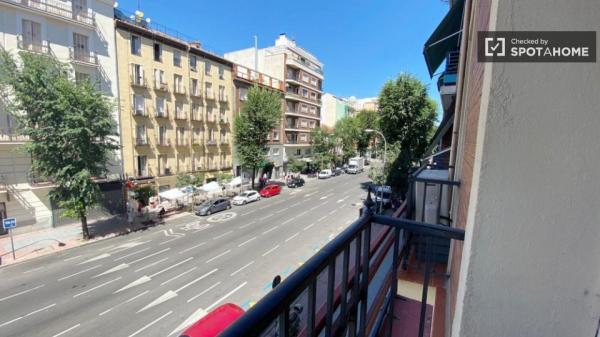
[180,303,245,337]
[260,184,282,197]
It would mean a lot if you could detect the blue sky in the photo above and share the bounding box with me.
[118,0,448,104]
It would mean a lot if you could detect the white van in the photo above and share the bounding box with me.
[318,169,332,179]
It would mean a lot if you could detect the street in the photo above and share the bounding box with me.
[0,173,370,337]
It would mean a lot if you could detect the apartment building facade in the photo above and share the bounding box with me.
[114,13,234,191]
[321,93,355,129]
[225,34,324,167]
[0,0,121,231]
[231,64,285,179]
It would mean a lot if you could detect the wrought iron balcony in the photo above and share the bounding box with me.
[154,81,169,92]
[2,0,95,28]
[135,137,148,146]
[16,36,50,54]
[0,128,29,143]
[69,48,98,66]
[207,139,217,146]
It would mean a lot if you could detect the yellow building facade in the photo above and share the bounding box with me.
[115,18,234,190]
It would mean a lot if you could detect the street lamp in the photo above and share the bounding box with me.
[365,129,387,214]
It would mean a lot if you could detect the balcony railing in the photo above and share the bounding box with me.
[175,139,188,146]
[286,53,323,75]
[218,188,465,337]
[16,36,50,54]
[219,94,228,102]
[154,81,169,92]
[205,90,215,100]
[438,50,459,89]
[286,109,321,120]
[219,116,229,124]
[173,85,186,95]
[219,138,229,145]
[130,74,147,87]
[3,0,95,27]
[206,139,217,146]
[69,48,98,66]
[234,64,284,92]
[156,137,171,146]
[0,128,29,143]
[155,107,168,118]
[285,91,321,105]
[191,112,203,122]
[135,137,147,146]
[132,105,147,117]
[190,88,202,97]
[175,111,187,120]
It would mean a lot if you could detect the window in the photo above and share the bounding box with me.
[218,65,224,79]
[302,88,309,97]
[191,79,199,96]
[305,148,311,155]
[208,128,214,141]
[133,94,145,115]
[154,69,165,87]
[272,148,280,156]
[158,155,167,175]
[21,19,42,51]
[239,88,248,101]
[273,131,280,140]
[205,61,211,76]
[296,149,301,156]
[301,104,308,113]
[173,50,181,67]
[174,74,183,93]
[132,64,144,85]
[75,72,90,84]
[131,35,141,55]
[175,103,184,119]
[137,155,147,176]
[190,55,197,71]
[193,128,201,143]
[205,82,213,97]
[135,125,146,143]
[153,43,161,61]
[302,74,310,83]
[178,153,186,171]
[158,126,167,145]
[309,120,316,128]
[192,102,200,120]
[156,97,166,116]
[177,127,185,145]
[219,85,225,101]
[72,32,89,61]
[300,134,307,141]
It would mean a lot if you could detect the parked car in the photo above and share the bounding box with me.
[287,176,305,188]
[260,184,282,197]
[333,167,344,176]
[195,197,231,216]
[179,303,245,337]
[374,185,393,208]
[232,190,260,205]
[318,169,332,179]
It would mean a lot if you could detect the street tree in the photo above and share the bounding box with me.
[333,117,360,162]
[378,73,437,194]
[0,50,119,239]
[233,86,282,188]
[310,127,333,154]
[355,110,379,156]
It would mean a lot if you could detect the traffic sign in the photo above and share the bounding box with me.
[3,218,16,230]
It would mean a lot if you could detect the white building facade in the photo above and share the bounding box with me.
[0,0,121,232]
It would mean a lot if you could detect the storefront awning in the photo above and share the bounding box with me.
[423,0,465,77]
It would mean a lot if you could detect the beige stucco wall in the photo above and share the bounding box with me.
[452,0,600,336]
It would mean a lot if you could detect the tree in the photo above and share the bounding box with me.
[378,73,437,194]
[288,158,305,173]
[132,185,156,207]
[310,127,333,155]
[176,173,193,187]
[355,110,379,156]
[0,50,118,239]
[333,117,359,163]
[233,86,282,189]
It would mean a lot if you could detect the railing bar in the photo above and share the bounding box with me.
[340,246,350,332]
[436,183,443,224]
[349,232,362,337]
[279,304,290,337]
[358,222,371,337]
[413,177,460,186]
[326,258,336,337]
[420,182,428,222]
[418,236,433,337]
[371,215,465,240]
[387,227,402,336]
[307,278,317,337]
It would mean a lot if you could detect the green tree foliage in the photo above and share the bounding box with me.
[176,173,193,187]
[309,127,333,155]
[333,117,359,162]
[0,50,118,239]
[132,185,157,206]
[378,73,437,194]
[233,86,282,188]
[288,158,305,173]
[355,110,379,156]
[218,172,233,183]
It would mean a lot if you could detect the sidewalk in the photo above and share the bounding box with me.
[0,211,188,266]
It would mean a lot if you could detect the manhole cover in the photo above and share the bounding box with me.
[207,212,237,223]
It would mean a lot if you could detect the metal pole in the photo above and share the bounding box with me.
[10,228,15,260]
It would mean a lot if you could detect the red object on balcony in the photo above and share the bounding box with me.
[179,304,245,337]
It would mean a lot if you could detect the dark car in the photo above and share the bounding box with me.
[195,197,231,216]
[287,177,305,188]
[333,167,344,176]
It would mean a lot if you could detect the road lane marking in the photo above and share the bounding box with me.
[73,277,122,298]
[63,255,83,262]
[296,210,308,217]
[205,249,231,263]
[52,323,81,337]
[318,215,327,221]
[159,237,182,245]
[0,302,56,328]
[337,196,349,203]
[93,263,130,278]
[262,226,278,235]
[138,291,178,313]
[100,290,149,316]
[23,266,45,274]
[259,205,270,210]
[281,218,294,225]
[0,316,23,328]
[239,220,257,229]
[238,236,257,247]
[58,265,102,281]
[115,276,152,293]
[0,284,45,302]
[175,269,219,292]
[329,209,337,215]
[179,242,206,254]
[205,282,247,311]
[168,308,208,336]
[310,205,319,211]
[128,311,172,337]
[213,230,233,240]
[78,253,111,265]
[230,261,254,276]
[276,207,289,213]
[134,257,168,272]
[149,257,194,278]
[262,245,280,257]
[260,213,275,220]
[127,248,170,265]
[160,267,197,286]
[303,223,315,231]
[114,247,150,261]
[187,282,221,303]
[285,233,300,242]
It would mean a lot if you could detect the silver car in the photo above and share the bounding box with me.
[232,190,261,205]
[195,198,231,216]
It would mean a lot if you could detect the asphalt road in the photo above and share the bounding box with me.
[0,172,371,337]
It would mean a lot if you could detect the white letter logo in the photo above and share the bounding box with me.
[485,37,505,57]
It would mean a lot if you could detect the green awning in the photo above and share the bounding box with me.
[423,0,465,77]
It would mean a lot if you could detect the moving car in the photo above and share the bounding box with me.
[318,169,332,179]
[374,185,393,208]
[260,184,282,197]
[287,176,305,188]
[179,303,245,337]
[232,190,260,205]
[195,197,231,216]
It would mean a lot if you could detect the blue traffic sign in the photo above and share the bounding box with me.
[3,218,16,230]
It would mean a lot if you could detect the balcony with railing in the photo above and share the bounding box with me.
[174,110,187,120]
[190,86,202,98]
[130,73,147,88]
[233,64,284,92]
[206,113,217,123]
[2,0,95,28]
[16,36,51,54]
[155,106,169,119]
[219,138,229,146]
[219,115,229,125]
[69,48,98,66]
[156,137,171,147]
[135,136,148,146]
[132,105,147,117]
[285,89,321,105]
[206,139,217,146]
[286,52,324,76]
[154,80,169,92]
[0,128,29,143]
[173,83,186,95]
[175,138,188,147]
[219,93,228,103]
[205,89,216,100]
[191,111,203,122]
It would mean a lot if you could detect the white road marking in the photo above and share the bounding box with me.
[262,226,278,235]
[281,218,294,225]
[187,282,221,303]
[318,215,328,221]
[285,233,300,242]
[230,261,254,276]
[134,257,168,272]
[303,223,316,231]
[23,266,45,274]
[159,237,182,245]
[168,308,208,336]
[329,209,337,215]
[310,205,320,211]
[114,247,150,261]
[0,303,56,328]
[179,242,206,254]
[205,282,247,311]
[213,230,233,240]
[337,196,349,203]
[58,265,102,281]
[52,323,81,337]
[78,253,110,265]
[262,245,280,257]
[0,316,23,328]
[73,277,122,298]
[239,220,257,229]
[128,311,172,337]
[260,213,275,220]
[160,267,197,286]
[149,257,193,278]
[238,236,257,247]
[138,290,178,313]
[100,290,149,316]
[206,250,231,263]
[63,255,83,262]
[0,284,45,302]
[319,196,328,200]
[127,248,170,264]
[276,207,289,213]
[176,268,218,292]
[296,210,308,217]
[115,276,152,293]
[93,263,129,278]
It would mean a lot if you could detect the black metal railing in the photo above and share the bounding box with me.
[219,189,464,337]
